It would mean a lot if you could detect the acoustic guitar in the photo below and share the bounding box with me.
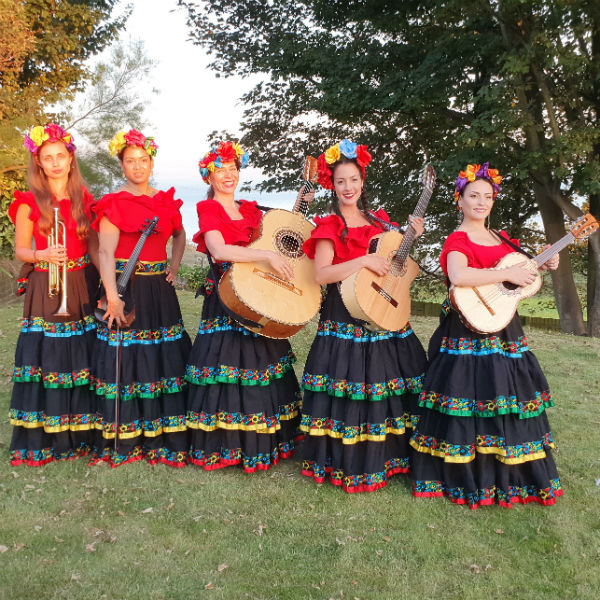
[218,156,322,338]
[339,165,436,331]
[450,213,599,334]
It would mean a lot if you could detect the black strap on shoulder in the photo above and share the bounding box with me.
[200,252,264,330]
[490,229,534,259]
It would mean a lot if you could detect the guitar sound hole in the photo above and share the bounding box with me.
[275,230,304,259]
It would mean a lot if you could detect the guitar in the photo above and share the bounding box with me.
[339,164,437,331]
[450,213,599,334]
[218,156,322,338]
[95,216,159,328]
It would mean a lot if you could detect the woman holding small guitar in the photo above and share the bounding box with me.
[410,162,563,508]
[299,139,427,492]
[90,129,191,467]
[185,141,304,472]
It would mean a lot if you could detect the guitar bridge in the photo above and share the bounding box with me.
[371,281,398,307]
[253,268,302,296]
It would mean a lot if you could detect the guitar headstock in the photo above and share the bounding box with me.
[571,213,599,240]
[419,164,436,193]
[303,155,318,184]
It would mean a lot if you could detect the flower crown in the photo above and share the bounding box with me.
[109,129,158,158]
[23,124,76,154]
[198,141,249,183]
[316,139,372,190]
[454,162,502,201]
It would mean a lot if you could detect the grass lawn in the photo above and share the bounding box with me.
[0,290,599,600]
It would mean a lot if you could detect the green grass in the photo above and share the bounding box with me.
[1,291,599,600]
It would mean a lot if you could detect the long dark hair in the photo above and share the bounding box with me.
[328,155,376,240]
[28,146,89,239]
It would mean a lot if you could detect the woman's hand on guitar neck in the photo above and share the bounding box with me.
[360,254,390,276]
[502,262,538,287]
[539,245,560,271]
[103,295,126,329]
[408,215,425,238]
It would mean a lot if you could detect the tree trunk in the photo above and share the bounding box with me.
[588,192,600,336]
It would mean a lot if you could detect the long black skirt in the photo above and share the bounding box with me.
[185,269,302,472]
[410,300,562,509]
[300,284,427,492]
[90,267,191,467]
[9,258,99,465]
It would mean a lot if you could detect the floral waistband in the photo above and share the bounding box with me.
[35,255,90,272]
[115,259,167,275]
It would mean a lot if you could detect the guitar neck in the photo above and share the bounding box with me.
[533,231,575,268]
[293,181,314,217]
[116,220,157,295]
[393,185,434,265]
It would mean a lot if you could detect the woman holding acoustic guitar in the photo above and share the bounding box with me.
[90,129,191,467]
[300,139,427,492]
[410,162,562,508]
[185,141,303,472]
[9,124,98,466]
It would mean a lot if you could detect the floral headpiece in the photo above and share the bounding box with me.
[454,162,502,202]
[316,139,372,190]
[198,141,249,183]
[109,129,158,158]
[23,124,76,154]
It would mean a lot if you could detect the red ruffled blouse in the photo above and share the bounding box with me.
[193,199,262,254]
[440,230,520,276]
[92,188,183,261]
[9,189,94,258]
[302,209,396,264]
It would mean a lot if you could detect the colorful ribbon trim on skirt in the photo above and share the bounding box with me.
[115,259,167,275]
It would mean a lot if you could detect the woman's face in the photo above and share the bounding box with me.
[458,179,494,222]
[209,161,240,195]
[121,145,153,185]
[37,141,72,181]
[332,162,363,209]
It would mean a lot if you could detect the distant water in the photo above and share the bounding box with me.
[161,181,296,240]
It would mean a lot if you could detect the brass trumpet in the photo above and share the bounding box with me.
[48,207,70,317]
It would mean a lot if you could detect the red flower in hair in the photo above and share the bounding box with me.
[216,141,236,163]
[317,154,334,190]
[355,145,372,168]
[124,129,147,147]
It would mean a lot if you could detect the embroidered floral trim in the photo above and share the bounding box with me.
[440,334,529,357]
[300,414,411,443]
[302,457,409,493]
[189,439,298,472]
[203,277,215,296]
[16,277,28,296]
[96,320,186,347]
[20,314,96,337]
[195,314,256,337]
[90,375,186,400]
[317,319,414,342]
[115,259,167,275]
[187,396,301,433]
[9,409,95,431]
[410,431,555,464]
[185,351,296,386]
[10,444,92,467]
[412,478,562,509]
[302,372,423,401]
[418,389,553,418]
[95,414,187,439]
[35,254,90,271]
[91,446,187,468]
[13,366,91,388]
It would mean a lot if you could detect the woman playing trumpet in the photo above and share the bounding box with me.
[9,124,99,465]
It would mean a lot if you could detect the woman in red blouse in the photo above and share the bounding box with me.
[90,129,191,467]
[410,163,562,508]
[299,139,427,492]
[9,124,99,465]
[185,141,302,472]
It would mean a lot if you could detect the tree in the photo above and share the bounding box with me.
[178,0,600,335]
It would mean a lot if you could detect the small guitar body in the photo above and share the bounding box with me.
[449,253,542,334]
[339,231,420,331]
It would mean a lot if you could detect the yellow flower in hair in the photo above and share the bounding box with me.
[207,162,216,172]
[29,126,48,148]
[232,142,244,158]
[108,130,127,157]
[465,163,481,182]
[324,143,341,164]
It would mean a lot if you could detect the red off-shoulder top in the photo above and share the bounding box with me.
[302,209,396,264]
[193,199,262,254]
[92,188,183,261]
[9,189,94,258]
[440,230,520,276]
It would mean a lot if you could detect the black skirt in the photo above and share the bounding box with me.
[410,300,562,508]
[300,284,427,492]
[185,267,302,472]
[9,258,99,465]
[90,264,191,467]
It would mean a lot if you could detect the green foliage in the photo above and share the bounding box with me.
[177,263,209,291]
[0,174,26,258]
